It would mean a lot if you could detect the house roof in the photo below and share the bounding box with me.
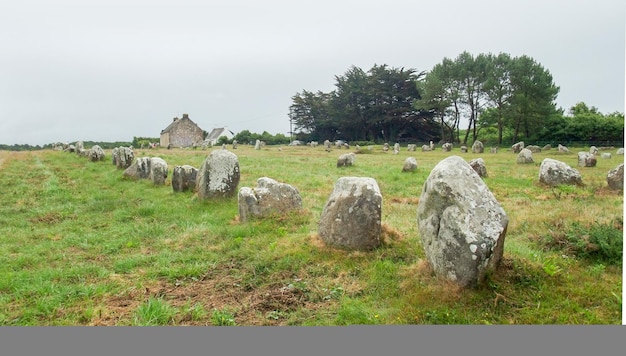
[160,114,202,134]
[205,127,234,141]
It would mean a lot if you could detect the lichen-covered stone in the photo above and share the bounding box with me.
[471,140,484,154]
[88,145,105,162]
[337,153,356,167]
[516,148,533,164]
[577,152,597,167]
[402,157,418,172]
[123,157,152,180]
[417,156,508,287]
[607,163,624,191]
[172,165,198,192]
[538,158,583,186]
[149,157,168,185]
[468,157,488,177]
[238,177,302,222]
[196,150,240,199]
[318,177,382,251]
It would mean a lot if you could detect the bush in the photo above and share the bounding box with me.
[539,219,623,265]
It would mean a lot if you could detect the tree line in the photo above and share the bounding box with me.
[288,51,624,146]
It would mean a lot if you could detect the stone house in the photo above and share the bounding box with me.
[205,127,235,146]
[160,114,205,148]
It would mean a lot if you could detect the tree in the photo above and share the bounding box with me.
[483,53,514,145]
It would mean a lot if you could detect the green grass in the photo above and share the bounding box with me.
[0,146,622,325]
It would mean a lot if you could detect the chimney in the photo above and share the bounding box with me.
[173,117,179,122]
[182,113,189,119]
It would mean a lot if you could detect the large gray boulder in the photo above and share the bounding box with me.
[88,145,105,162]
[516,148,534,164]
[512,141,524,153]
[471,140,484,154]
[337,152,356,167]
[196,150,240,199]
[318,177,382,251]
[417,156,508,288]
[468,157,488,178]
[238,177,302,222]
[112,146,134,169]
[123,157,152,180]
[558,144,570,153]
[577,152,597,167]
[149,157,168,185]
[538,158,583,186]
[402,157,418,172]
[607,163,624,191]
[172,165,198,192]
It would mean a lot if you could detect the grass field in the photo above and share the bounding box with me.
[0,144,622,325]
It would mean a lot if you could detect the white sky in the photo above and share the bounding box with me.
[0,0,624,145]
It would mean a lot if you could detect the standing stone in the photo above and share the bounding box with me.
[113,146,134,169]
[318,177,382,251]
[471,140,484,154]
[238,177,302,222]
[512,141,524,153]
[577,152,597,167]
[417,156,508,288]
[516,148,534,164]
[442,143,452,152]
[255,140,261,150]
[490,147,498,154]
[601,153,612,159]
[589,146,599,155]
[75,141,85,156]
[460,146,468,153]
[383,143,390,152]
[468,158,488,177]
[402,157,418,172]
[112,147,119,165]
[616,148,624,155]
[172,165,198,192]
[558,144,570,153]
[607,163,624,191]
[88,145,105,162]
[123,157,152,180]
[526,145,542,153]
[542,144,552,151]
[324,140,331,150]
[337,152,356,167]
[196,150,240,199]
[538,158,583,186]
[422,145,432,152]
[149,157,168,185]
[232,140,238,149]
[407,144,416,152]
[393,143,400,154]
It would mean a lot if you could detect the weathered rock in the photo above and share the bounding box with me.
[75,141,84,156]
[468,157,488,177]
[558,144,570,153]
[383,143,390,152]
[172,165,198,192]
[337,152,356,167]
[442,143,452,152]
[123,157,152,180]
[577,152,597,167]
[238,177,302,222]
[254,140,261,150]
[417,156,508,288]
[196,150,240,199]
[471,140,484,154]
[616,148,624,155]
[512,141,524,153]
[318,177,382,251]
[607,163,624,191]
[460,146,468,153]
[422,145,432,152]
[542,144,552,151]
[516,148,533,164]
[149,157,169,185]
[589,146,599,155]
[88,145,105,162]
[402,157,418,172]
[601,152,612,159]
[407,144,416,152]
[490,147,498,154]
[527,145,542,153]
[113,146,134,169]
[538,158,583,186]
[394,143,400,152]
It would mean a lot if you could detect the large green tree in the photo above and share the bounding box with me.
[289,64,435,143]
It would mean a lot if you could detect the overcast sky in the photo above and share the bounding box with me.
[0,0,624,145]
